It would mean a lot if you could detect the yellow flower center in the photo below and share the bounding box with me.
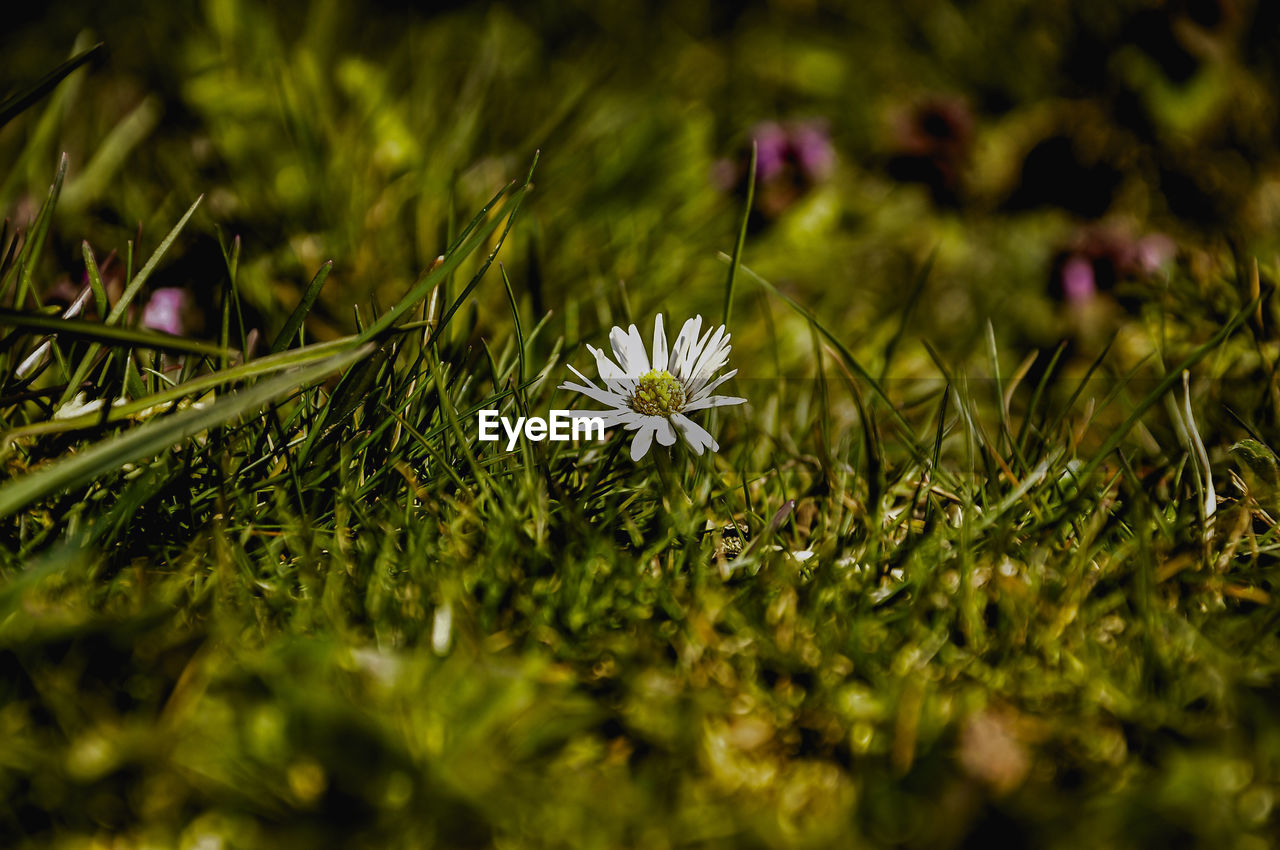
[630,369,685,415]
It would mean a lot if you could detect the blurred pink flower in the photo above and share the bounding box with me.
[752,121,790,182]
[715,119,835,223]
[1050,226,1176,308]
[141,288,190,336]
[1135,233,1176,275]
[1060,256,1097,303]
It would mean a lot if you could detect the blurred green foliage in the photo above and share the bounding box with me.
[6,0,1280,356]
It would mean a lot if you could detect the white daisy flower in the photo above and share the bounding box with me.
[560,314,747,461]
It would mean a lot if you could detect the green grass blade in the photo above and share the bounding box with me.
[361,186,518,341]
[1,337,364,460]
[879,247,935,383]
[3,153,68,306]
[0,42,104,129]
[60,95,163,214]
[731,257,947,483]
[723,141,756,327]
[105,195,204,326]
[58,195,204,406]
[271,260,333,354]
[0,344,374,519]
[1075,292,1262,484]
[0,308,234,357]
[365,153,539,343]
[81,241,109,316]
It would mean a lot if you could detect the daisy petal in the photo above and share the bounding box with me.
[587,344,631,394]
[655,417,677,446]
[690,349,731,397]
[566,364,602,390]
[609,327,631,372]
[611,324,650,375]
[587,343,624,378]
[686,326,728,395]
[565,409,632,428]
[627,324,649,372]
[683,394,748,412]
[672,316,702,379]
[693,322,716,362]
[678,320,716,385]
[630,422,656,461]
[617,411,646,428]
[571,409,642,430]
[652,313,668,372]
[672,412,717,455]
[593,409,645,427]
[688,369,737,402]
[602,410,647,429]
[560,380,628,408]
[623,412,662,431]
